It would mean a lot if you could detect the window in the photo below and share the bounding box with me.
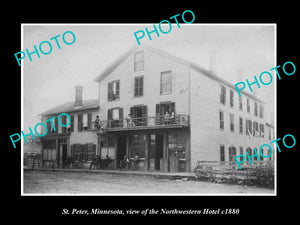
[112,109,119,120]
[246,119,252,136]
[108,80,120,101]
[246,148,252,161]
[230,113,234,132]
[78,114,83,132]
[220,145,225,162]
[130,134,146,158]
[247,98,250,113]
[220,85,226,105]
[71,143,96,162]
[86,143,96,161]
[71,144,85,161]
[229,146,236,162]
[253,122,259,136]
[134,76,144,97]
[46,117,58,133]
[101,136,116,160]
[254,102,258,117]
[108,108,124,128]
[219,110,224,130]
[42,140,56,160]
[83,114,88,130]
[260,148,264,161]
[230,89,234,107]
[239,95,242,110]
[239,147,243,155]
[168,132,186,159]
[239,117,243,134]
[69,115,74,132]
[134,51,144,71]
[82,113,92,130]
[61,114,67,133]
[259,104,264,118]
[260,123,264,138]
[160,71,172,95]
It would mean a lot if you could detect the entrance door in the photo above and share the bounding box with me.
[148,134,164,170]
[155,134,163,170]
[156,102,175,125]
[130,105,147,126]
[117,135,127,169]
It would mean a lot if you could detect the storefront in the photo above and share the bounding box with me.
[99,128,190,172]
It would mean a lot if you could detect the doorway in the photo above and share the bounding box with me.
[149,133,164,170]
[130,105,147,126]
[156,102,175,125]
[116,135,127,169]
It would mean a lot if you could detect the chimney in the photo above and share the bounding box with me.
[74,85,83,108]
[209,51,217,74]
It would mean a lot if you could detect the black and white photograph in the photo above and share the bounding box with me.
[21,24,276,195]
[4,5,298,221]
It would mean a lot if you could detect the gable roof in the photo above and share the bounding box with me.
[40,99,99,117]
[94,45,265,104]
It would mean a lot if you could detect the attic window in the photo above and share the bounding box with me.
[134,51,144,72]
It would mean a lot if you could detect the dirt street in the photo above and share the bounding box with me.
[23,170,274,195]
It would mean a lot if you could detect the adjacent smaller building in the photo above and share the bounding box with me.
[39,86,99,168]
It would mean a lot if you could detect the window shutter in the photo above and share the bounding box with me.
[55,117,58,133]
[130,107,134,117]
[155,104,161,125]
[142,105,147,125]
[107,109,112,128]
[119,108,124,127]
[70,115,74,132]
[108,82,112,101]
[170,102,175,114]
[78,114,83,132]
[116,81,120,95]
[88,113,92,129]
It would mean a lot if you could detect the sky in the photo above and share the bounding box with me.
[22,24,275,130]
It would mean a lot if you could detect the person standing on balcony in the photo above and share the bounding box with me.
[164,111,170,124]
[169,110,175,124]
[93,115,101,129]
[126,114,135,127]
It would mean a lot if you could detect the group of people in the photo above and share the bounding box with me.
[164,110,175,124]
[119,153,140,170]
[89,155,112,170]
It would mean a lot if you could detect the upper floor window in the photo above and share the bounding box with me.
[247,98,250,113]
[160,71,172,95]
[259,104,264,118]
[230,89,234,107]
[220,85,226,105]
[254,102,258,117]
[239,117,243,134]
[108,80,120,101]
[134,76,144,97]
[230,113,234,132]
[134,51,144,72]
[219,110,224,130]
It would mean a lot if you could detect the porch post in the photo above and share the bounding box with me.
[144,133,149,170]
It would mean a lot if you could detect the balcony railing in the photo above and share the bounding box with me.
[88,114,189,131]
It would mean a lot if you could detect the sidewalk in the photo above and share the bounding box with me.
[24,167,196,180]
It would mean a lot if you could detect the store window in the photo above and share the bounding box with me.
[130,134,146,158]
[168,132,186,159]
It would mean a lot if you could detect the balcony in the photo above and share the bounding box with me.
[89,114,189,132]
